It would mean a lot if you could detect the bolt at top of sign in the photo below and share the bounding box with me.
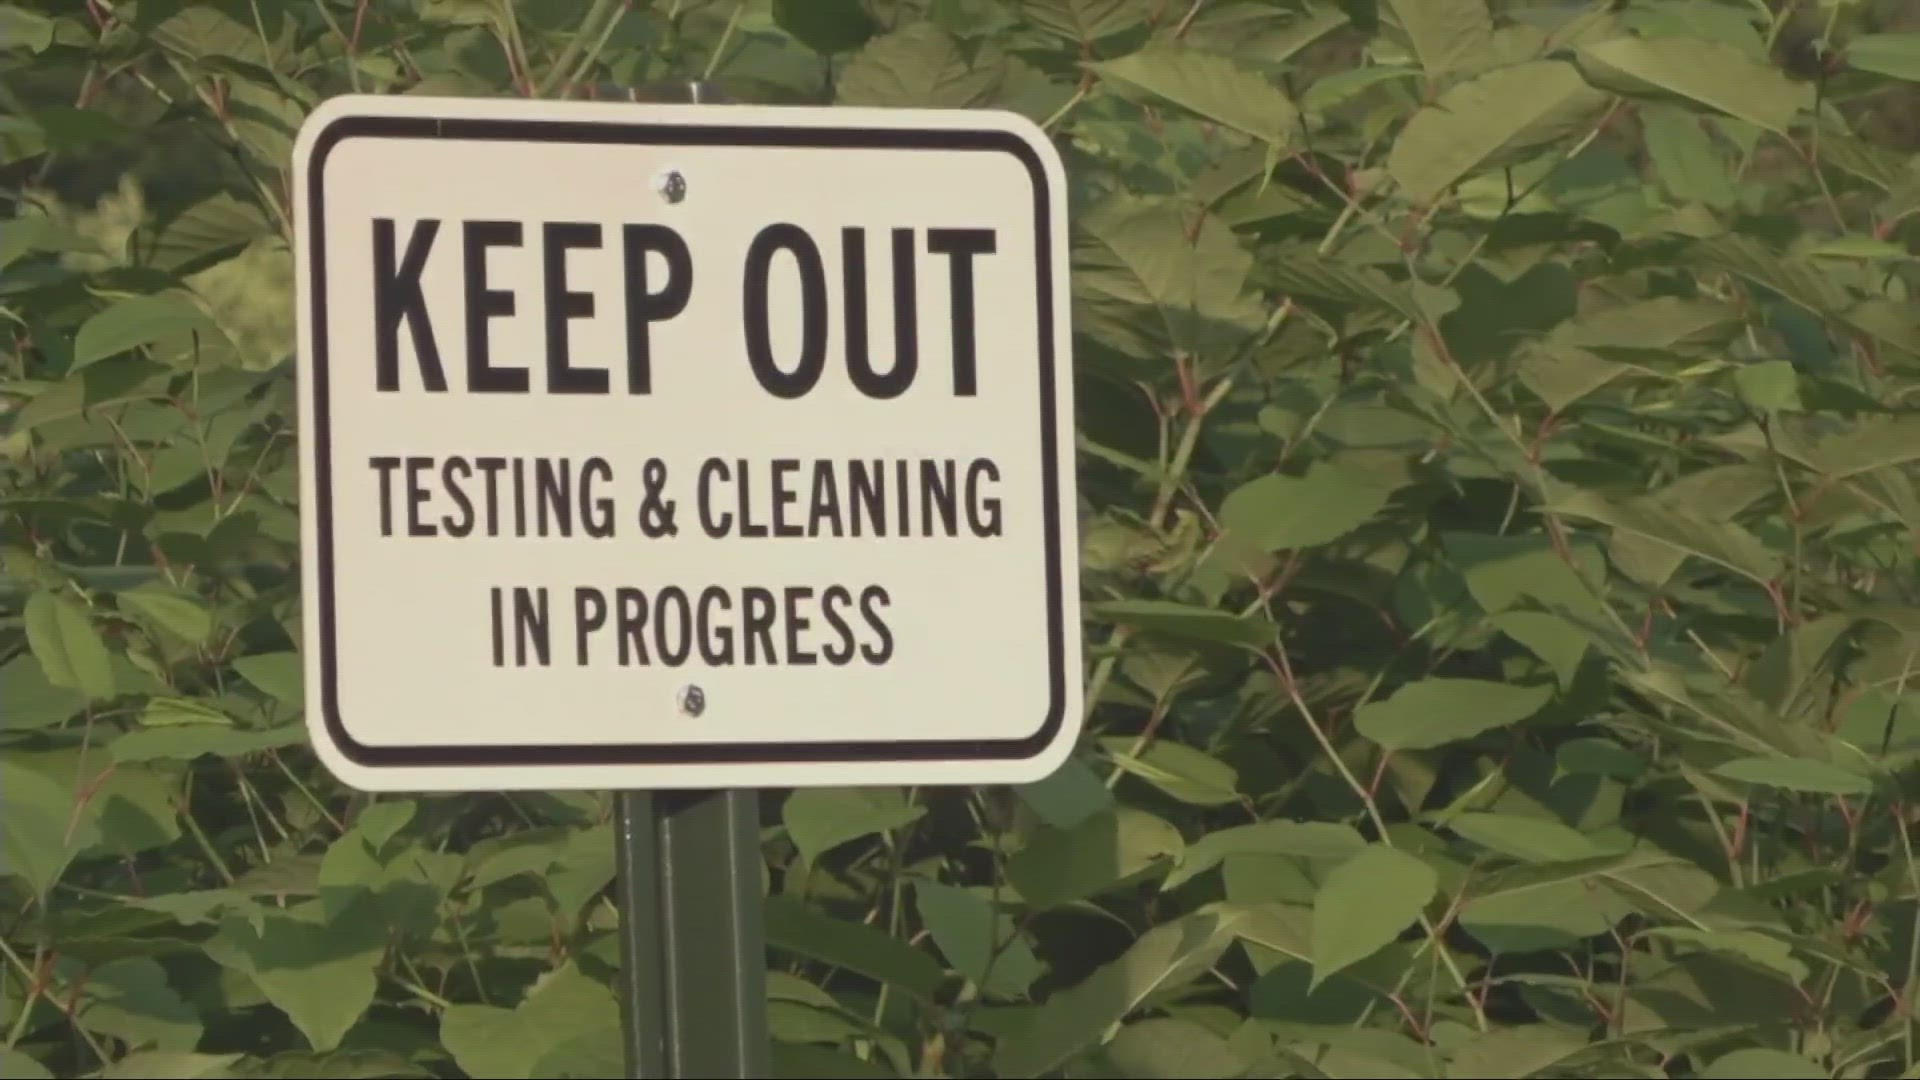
[290,93,1081,793]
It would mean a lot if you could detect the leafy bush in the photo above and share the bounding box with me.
[6,0,1920,1077]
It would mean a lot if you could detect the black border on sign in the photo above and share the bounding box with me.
[305,114,1067,768]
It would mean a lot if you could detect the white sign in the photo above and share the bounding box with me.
[290,94,1082,792]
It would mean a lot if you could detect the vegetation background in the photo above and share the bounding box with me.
[6,0,1920,1076]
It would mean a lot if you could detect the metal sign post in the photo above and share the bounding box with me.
[607,80,767,1080]
[615,790,766,1077]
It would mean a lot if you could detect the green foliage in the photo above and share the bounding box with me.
[6,0,1920,1076]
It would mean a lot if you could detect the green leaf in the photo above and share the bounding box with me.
[1552,295,1744,356]
[1712,757,1872,796]
[1092,46,1297,146]
[1489,611,1589,690]
[835,25,1003,108]
[1164,820,1365,891]
[913,881,1043,999]
[1104,1018,1253,1078]
[72,294,225,369]
[441,964,622,1080]
[1383,0,1493,76]
[0,759,100,898]
[1098,737,1240,805]
[0,652,86,731]
[1700,1048,1824,1079]
[1642,104,1736,209]
[1076,197,1265,359]
[232,652,302,706]
[203,909,382,1052]
[1014,757,1114,829]
[1447,812,1605,863]
[1218,459,1396,553]
[783,787,926,868]
[117,584,214,644]
[994,906,1251,1076]
[111,724,303,763]
[1311,845,1436,987]
[0,5,53,53]
[1355,678,1554,751]
[1735,360,1801,413]
[1089,599,1275,648]
[24,590,115,701]
[1548,488,1783,586]
[1846,34,1920,83]
[774,0,876,54]
[101,1052,242,1079]
[1022,0,1151,43]
[74,957,202,1051]
[1643,927,1808,984]
[1444,1024,1592,1079]
[1007,807,1184,907]
[145,192,272,272]
[0,1049,53,1080]
[763,896,946,1001]
[1575,35,1810,135]
[1388,60,1607,204]
[1806,414,1920,478]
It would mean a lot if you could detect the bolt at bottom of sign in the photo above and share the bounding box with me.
[678,685,706,717]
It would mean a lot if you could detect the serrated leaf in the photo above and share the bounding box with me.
[24,590,115,701]
[914,881,1043,999]
[1712,757,1872,796]
[1846,33,1920,83]
[1383,0,1493,76]
[1356,678,1554,751]
[783,787,925,868]
[1389,61,1608,204]
[835,24,1002,108]
[1093,46,1297,146]
[1311,846,1436,987]
[1021,0,1151,42]
[1575,35,1810,134]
